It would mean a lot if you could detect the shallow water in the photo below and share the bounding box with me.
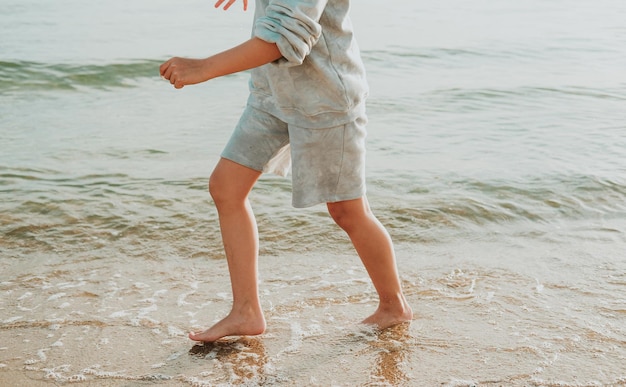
[1,0,626,385]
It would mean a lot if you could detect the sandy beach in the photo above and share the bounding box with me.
[2,0,625,385]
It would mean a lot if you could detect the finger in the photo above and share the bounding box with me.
[243,0,248,10]
[222,0,236,10]
[169,71,186,89]
[159,60,171,77]
[162,65,173,81]
[161,59,179,80]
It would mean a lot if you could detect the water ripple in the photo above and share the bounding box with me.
[0,59,162,93]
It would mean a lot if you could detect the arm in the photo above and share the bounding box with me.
[160,37,282,89]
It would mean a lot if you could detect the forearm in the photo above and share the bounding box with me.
[160,37,282,89]
[204,37,282,79]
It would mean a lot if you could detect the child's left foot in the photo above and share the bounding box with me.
[188,306,266,342]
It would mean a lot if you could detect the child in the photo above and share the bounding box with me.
[160,0,413,342]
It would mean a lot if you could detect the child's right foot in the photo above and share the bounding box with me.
[189,310,266,342]
[361,295,413,330]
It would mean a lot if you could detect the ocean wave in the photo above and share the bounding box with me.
[2,166,625,257]
[0,59,162,93]
[415,85,626,114]
[370,174,626,244]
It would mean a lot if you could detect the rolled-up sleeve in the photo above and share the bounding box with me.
[254,0,329,67]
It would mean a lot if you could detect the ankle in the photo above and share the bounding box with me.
[378,293,411,313]
[232,299,264,318]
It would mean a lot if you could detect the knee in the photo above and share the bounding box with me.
[208,160,259,208]
[208,170,238,207]
[207,173,222,202]
[327,199,370,233]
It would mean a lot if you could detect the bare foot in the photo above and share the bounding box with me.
[361,295,413,330]
[189,309,266,342]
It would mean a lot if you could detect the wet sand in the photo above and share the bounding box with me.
[2,241,625,386]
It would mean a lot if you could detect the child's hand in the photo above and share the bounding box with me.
[159,57,211,89]
[215,0,248,11]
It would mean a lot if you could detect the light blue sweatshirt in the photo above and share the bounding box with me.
[249,0,369,129]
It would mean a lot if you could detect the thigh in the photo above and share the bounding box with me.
[221,106,290,172]
[289,116,367,208]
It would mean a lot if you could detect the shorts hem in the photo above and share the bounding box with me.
[220,153,264,173]
[292,190,366,208]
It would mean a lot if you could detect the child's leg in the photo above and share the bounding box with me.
[327,197,413,329]
[189,158,266,342]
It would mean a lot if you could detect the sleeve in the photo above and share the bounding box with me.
[254,0,329,67]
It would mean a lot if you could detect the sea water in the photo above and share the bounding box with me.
[1,0,625,385]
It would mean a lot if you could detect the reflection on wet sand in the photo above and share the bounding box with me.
[189,337,268,382]
[368,323,411,385]
[184,324,415,385]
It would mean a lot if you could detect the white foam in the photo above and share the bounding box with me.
[37,348,48,361]
[535,278,545,293]
[198,301,212,308]
[468,278,476,293]
[82,367,128,379]
[177,290,195,306]
[57,281,86,289]
[67,374,87,382]
[444,379,478,387]
[278,322,304,355]
[130,316,160,327]
[18,291,32,300]
[167,325,185,337]
[47,292,66,301]
[109,310,130,318]
[179,375,213,387]
[42,364,71,380]
[138,304,158,315]
[3,316,23,324]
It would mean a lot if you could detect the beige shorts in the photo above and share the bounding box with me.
[221,105,367,208]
